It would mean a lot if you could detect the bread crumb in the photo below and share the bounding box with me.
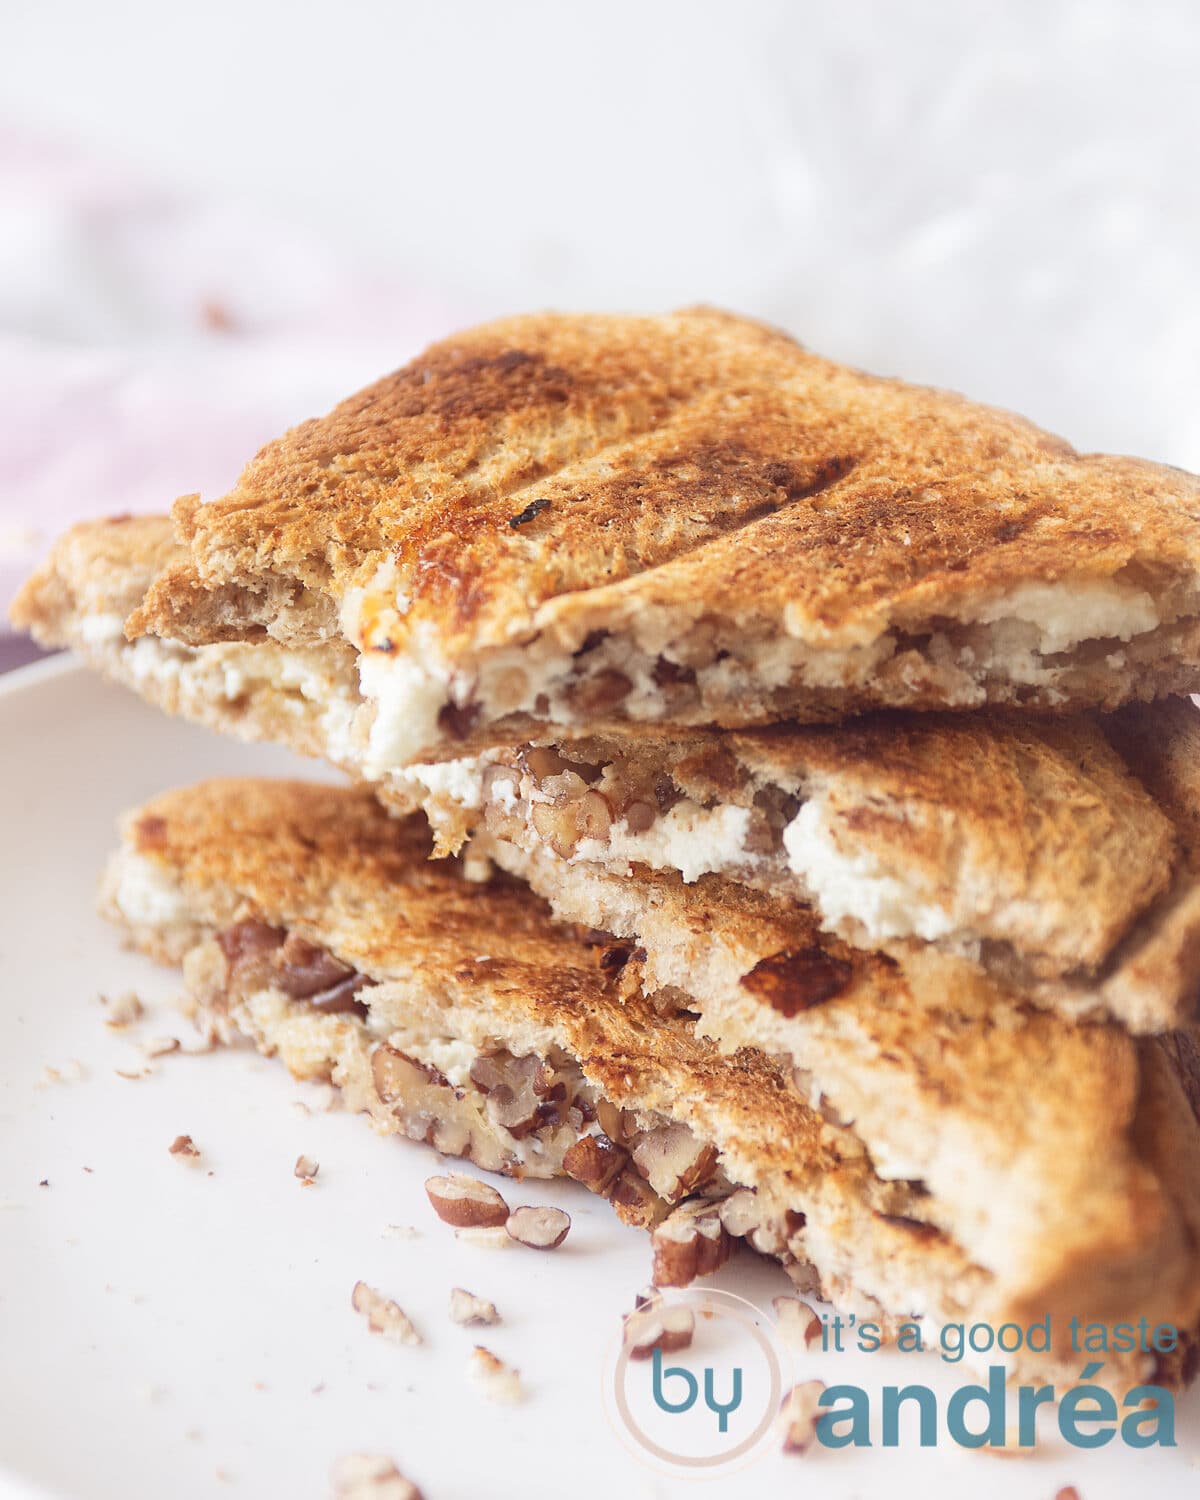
[102,991,144,1027]
[453,1226,512,1250]
[37,1059,87,1087]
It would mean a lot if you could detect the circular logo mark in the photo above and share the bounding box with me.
[603,1287,787,1476]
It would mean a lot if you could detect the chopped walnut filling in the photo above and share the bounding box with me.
[217,920,375,1018]
[194,922,940,1291]
[562,1107,739,1250]
[467,1047,596,1140]
[652,1198,732,1286]
[477,742,803,887]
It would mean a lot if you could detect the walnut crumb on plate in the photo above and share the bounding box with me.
[168,1134,201,1164]
[449,1287,500,1326]
[331,1454,423,1499]
[469,1345,523,1403]
[351,1281,421,1346]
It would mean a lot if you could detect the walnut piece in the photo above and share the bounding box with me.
[168,1134,201,1164]
[469,1345,523,1403]
[780,1380,828,1453]
[623,1294,695,1359]
[631,1122,718,1203]
[351,1281,421,1346]
[773,1297,821,1350]
[373,1045,447,1105]
[448,1287,500,1326]
[562,1133,627,1195]
[425,1173,510,1228]
[563,1132,671,1229]
[651,1198,731,1286]
[330,1453,423,1500]
[505,1204,571,1249]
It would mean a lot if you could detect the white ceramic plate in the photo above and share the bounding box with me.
[0,657,1196,1500]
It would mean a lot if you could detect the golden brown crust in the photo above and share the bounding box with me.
[124,309,1200,748]
[523,711,1179,984]
[20,514,1200,1015]
[1101,697,1200,868]
[105,777,1200,1346]
[9,514,368,770]
[483,830,1200,1333]
[10,513,178,638]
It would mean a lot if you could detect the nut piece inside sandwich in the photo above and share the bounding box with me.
[218,919,373,1018]
[652,1198,732,1286]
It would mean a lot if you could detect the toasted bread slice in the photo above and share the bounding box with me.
[17,514,1200,1029]
[107,310,1200,761]
[101,778,1200,1389]
[11,515,365,770]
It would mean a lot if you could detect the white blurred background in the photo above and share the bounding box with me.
[3,0,1200,649]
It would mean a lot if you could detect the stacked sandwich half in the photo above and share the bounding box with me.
[15,308,1200,1394]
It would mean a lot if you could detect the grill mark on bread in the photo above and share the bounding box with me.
[226,330,714,591]
[24,509,1192,1008]
[112,311,1200,737]
[408,436,862,627]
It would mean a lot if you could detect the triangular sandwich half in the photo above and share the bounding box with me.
[107,309,1200,761]
[20,514,1200,1033]
[101,778,1200,1392]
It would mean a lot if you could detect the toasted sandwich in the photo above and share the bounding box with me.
[101,778,1200,1391]
[107,310,1200,763]
[18,513,1200,1033]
